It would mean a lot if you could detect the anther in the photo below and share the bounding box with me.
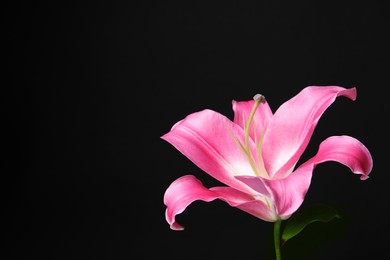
[253,94,266,104]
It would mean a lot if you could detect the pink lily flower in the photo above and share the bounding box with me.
[162,86,373,231]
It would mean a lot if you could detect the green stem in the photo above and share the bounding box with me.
[274,218,282,260]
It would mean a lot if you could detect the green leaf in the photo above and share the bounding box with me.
[281,204,340,246]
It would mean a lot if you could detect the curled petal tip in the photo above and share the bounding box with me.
[170,223,185,231]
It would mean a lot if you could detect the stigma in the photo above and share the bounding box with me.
[253,94,266,104]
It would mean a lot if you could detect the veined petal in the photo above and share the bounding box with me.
[161,109,259,195]
[164,175,276,230]
[311,135,373,180]
[262,166,313,218]
[232,198,278,222]
[263,135,373,218]
[236,171,312,219]
[232,99,273,141]
[262,86,357,179]
[234,175,271,197]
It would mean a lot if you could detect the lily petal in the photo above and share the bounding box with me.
[262,167,313,218]
[262,86,357,179]
[161,109,259,195]
[234,175,271,197]
[266,135,372,218]
[235,171,312,219]
[311,135,373,180]
[164,175,275,230]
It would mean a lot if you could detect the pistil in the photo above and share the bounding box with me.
[242,94,267,177]
[244,94,266,151]
[228,94,267,178]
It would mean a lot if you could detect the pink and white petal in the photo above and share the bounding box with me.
[161,109,259,195]
[237,169,336,219]
[233,199,278,222]
[265,135,373,218]
[262,165,313,218]
[164,175,215,230]
[232,99,273,141]
[164,175,275,230]
[262,86,357,179]
[311,135,373,180]
[210,187,277,222]
[234,175,271,197]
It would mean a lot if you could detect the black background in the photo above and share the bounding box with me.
[3,1,389,259]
